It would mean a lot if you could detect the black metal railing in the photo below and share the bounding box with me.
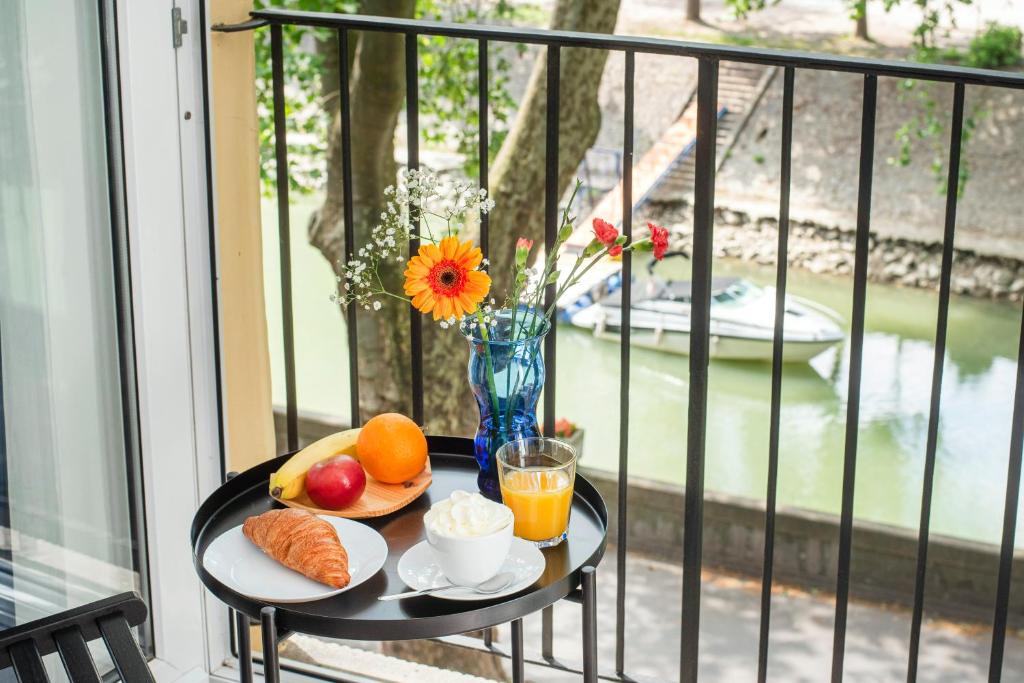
[214,9,1024,683]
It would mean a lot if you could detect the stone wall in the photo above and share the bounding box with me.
[647,202,1024,301]
[583,466,1024,629]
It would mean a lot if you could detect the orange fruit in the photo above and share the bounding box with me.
[357,413,428,484]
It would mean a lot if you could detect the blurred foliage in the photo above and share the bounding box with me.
[253,0,526,196]
[418,0,525,181]
[254,1,355,195]
[889,78,980,197]
[964,22,1022,68]
[890,22,1019,196]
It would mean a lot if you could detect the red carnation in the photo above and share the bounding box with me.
[516,237,534,251]
[608,244,623,257]
[592,218,618,246]
[648,222,669,261]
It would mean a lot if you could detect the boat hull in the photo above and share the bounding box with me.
[587,327,837,362]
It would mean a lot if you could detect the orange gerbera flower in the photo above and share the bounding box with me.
[403,236,491,321]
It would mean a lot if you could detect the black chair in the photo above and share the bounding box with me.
[0,592,154,682]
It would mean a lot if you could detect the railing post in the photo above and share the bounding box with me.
[757,64,794,683]
[478,39,490,263]
[680,55,718,683]
[542,44,560,436]
[270,23,298,452]
[831,73,877,683]
[338,28,360,428]
[615,48,635,679]
[989,302,1024,683]
[541,43,561,662]
[405,32,424,425]
[907,81,964,683]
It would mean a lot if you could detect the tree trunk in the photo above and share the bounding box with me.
[686,0,701,22]
[855,6,869,40]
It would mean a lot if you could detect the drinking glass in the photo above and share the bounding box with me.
[496,437,577,548]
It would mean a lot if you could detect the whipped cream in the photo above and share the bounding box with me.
[424,490,512,538]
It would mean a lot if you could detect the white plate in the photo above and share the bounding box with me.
[203,515,387,603]
[396,538,545,601]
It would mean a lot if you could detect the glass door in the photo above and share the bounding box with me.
[0,0,150,657]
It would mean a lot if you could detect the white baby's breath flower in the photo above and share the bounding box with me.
[373,300,382,311]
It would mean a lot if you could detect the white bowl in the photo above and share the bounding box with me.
[424,519,514,587]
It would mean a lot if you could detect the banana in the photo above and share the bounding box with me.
[269,428,362,499]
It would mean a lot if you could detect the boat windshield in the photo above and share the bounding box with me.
[713,280,761,305]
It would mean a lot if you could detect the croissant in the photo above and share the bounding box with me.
[243,509,350,588]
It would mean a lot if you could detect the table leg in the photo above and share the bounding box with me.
[542,606,554,660]
[234,609,253,683]
[582,566,597,683]
[511,618,524,683]
[261,606,280,683]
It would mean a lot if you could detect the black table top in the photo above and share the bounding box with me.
[190,435,608,640]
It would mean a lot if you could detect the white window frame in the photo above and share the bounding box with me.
[115,0,228,678]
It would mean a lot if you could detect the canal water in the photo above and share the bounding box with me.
[264,199,1024,546]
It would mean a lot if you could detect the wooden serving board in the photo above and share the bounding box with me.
[272,460,432,519]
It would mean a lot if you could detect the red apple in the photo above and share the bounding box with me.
[305,455,366,509]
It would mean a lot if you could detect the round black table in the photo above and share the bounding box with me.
[191,435,608,683]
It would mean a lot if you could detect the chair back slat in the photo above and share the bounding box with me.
[54,627,102,683]
[0,592,151,681]
[98,615,154,683]
[8,639,48,683]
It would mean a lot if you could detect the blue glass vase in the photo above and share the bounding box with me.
[462,308,549,500]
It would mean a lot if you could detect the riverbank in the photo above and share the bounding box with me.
[647,201,1024,301]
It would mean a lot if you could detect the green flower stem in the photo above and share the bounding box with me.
[475,309,504,435]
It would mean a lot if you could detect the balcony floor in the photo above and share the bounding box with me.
[286,545,1024,681]
[513,546,1024,682]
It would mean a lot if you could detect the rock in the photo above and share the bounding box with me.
[954,276,978,294]
[992,268,1014,287]
[1011,279,1024,294]
[886,261,911,279]
[885,246,907,262]
[722,210,746,226]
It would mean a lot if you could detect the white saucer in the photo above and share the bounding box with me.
[203,515,387,603]
[396,538,545,601]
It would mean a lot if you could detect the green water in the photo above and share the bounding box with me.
[263,198,1024,547]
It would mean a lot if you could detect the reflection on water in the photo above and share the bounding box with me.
[263,199,1024,547]
[557,258,1024,546]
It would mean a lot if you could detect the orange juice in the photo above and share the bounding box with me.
[499,468,574,541]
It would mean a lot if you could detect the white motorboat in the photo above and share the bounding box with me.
[566,275,845,362]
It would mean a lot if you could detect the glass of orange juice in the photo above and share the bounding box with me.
[496,437,577,547]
